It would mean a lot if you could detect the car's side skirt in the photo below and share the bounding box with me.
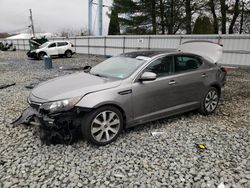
[126,101,200,128]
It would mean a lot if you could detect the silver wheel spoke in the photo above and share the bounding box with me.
[205,101,210,108]
[107,112,116,123]
[213,95,218,100]
[105,131,110,141]
[102,112,107,121]
[209,104,213,111]
[109,119,120,126]
[212,101,217,105]
[109,127,118,134]
[93,119,102,126]
[92,127,102,134]
[95,131,104,141]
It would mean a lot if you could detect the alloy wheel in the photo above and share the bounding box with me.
[204,90,219,112]
[91,110,120,143]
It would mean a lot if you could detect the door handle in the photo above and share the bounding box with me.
[201,73,207,78]
[169,80,176,85]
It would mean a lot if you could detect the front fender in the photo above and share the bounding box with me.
[75,88,133,123]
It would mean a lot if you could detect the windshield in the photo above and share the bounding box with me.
[90,56,146,79]
[39,42,49,49]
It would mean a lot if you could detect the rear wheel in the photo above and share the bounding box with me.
[199,87,220,115]
[81,106,123,146]
[65,50,72,58]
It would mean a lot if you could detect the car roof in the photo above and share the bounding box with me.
[120,50,176,58]
[120,50,203,59]
[47,41,69,43]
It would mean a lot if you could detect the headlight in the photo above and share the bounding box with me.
[40,96,82,113]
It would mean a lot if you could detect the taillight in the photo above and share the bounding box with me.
[221,66,229,73]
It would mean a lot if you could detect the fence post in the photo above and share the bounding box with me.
[148,36,151,49]
[104,36,106,56]
[179,36,183,45]
[23,39,25,50]
[218,34,221,44]
[74,37,77,53]
[123,37,126,53]
[88,37,90,55]
[17,39,19,50]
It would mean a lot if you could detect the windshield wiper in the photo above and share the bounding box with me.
[89,72,107,78]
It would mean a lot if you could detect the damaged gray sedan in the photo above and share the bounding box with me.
[13,41,227,146]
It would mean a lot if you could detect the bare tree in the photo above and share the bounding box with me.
[209,0,219,33]
[229,0,240,33]
[220,0,227,34]
[185,0,192,34]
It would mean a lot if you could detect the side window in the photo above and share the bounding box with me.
[48,43,56,48]
[145,56,173,77]
[174,55,202,73]
[57,42,68,47]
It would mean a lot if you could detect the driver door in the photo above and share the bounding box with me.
[46,42,58,56]
[132,55,178,122]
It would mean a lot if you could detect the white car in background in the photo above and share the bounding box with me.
[27,41,75,60]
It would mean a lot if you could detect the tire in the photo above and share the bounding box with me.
[38,52,46,60]
[65,50,72,58]
[199,87,220,115]
[81,106,123,146]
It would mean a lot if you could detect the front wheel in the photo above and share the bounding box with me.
[81,106,123,146]
[38,52,46,60]
[199,87,220,115]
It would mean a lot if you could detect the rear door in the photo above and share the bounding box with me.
[171,54,207,106]
[57,42,68,54]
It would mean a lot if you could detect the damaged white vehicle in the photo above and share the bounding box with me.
[13,41,227,145]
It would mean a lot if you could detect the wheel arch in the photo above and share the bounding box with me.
[38,51,47,55]
[65,49,72,53]
[209,83,221,96]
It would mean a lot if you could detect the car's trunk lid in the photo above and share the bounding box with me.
[178,40,223,63]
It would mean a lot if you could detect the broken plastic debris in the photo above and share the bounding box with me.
[218,182,225,188]
[0,83,15,89]
[114,173,124,178]
[151,131,165,136]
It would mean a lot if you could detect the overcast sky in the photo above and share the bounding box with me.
[0,0,112,35]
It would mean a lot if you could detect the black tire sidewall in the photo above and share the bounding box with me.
[199,87,220,115]
[39,52,46,60]
[81,106,123,146]
[65,50,72,58]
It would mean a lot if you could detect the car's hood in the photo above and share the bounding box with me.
[31,72,121,101]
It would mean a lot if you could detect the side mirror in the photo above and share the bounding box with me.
[139,72,157,81]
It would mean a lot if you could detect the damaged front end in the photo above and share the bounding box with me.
[12,97,89,145]
[27,50,38,59]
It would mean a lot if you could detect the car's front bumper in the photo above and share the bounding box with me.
[27,51,38,59]
[12,106,88,144]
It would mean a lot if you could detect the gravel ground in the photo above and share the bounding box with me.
[0,51,249,188]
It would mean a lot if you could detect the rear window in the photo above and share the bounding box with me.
[174,55,202,73]
[57,42,68,47]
